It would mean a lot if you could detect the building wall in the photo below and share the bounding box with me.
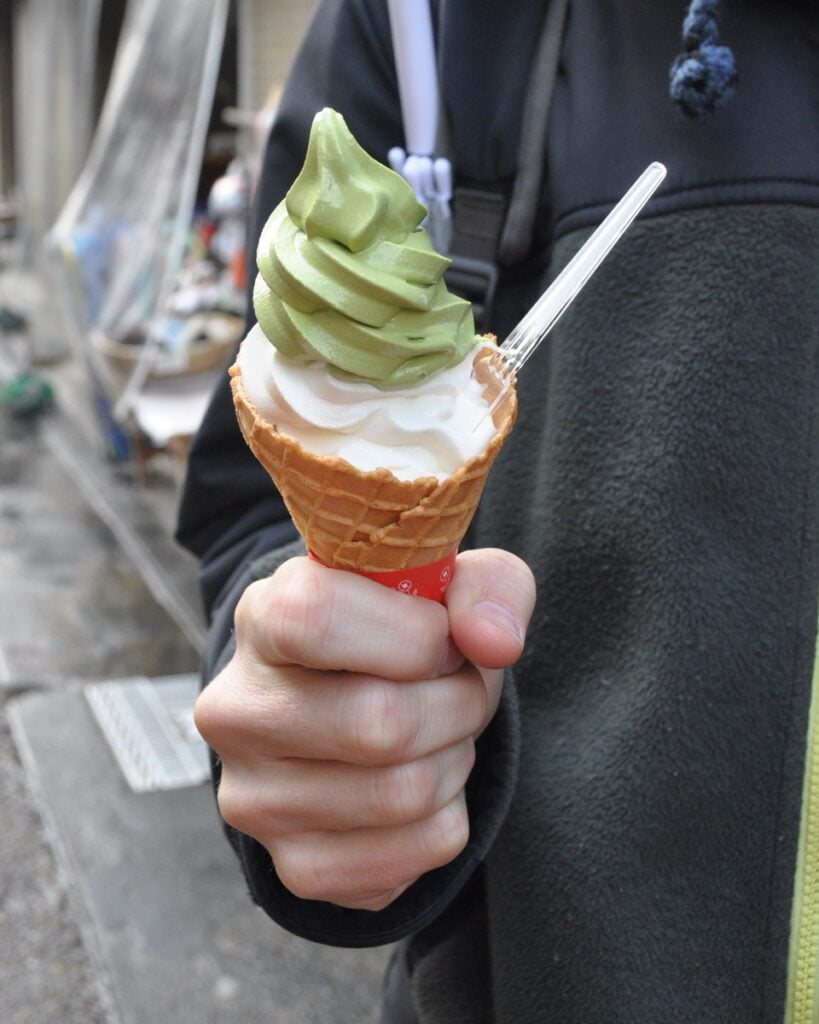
[0,3,13,198]
[13,0,102,262]
[238,0,317,113]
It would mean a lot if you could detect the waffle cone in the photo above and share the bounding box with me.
[229,341,517,572]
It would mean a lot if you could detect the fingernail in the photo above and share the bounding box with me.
[472,601,524,645]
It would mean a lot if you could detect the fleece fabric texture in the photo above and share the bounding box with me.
[175,1,819,1021]
[408,203,819,1023]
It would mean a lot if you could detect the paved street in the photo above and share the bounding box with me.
[0,699,109,1024]
[0,273,390,1023]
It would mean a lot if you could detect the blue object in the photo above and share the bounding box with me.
[669,0,737,117]
[94,390,131,461]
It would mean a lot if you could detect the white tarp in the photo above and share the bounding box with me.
[49,0,230,430]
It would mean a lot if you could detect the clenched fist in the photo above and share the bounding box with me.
[194,548,535,911]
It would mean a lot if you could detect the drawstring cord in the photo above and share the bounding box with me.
[669,0,737,117]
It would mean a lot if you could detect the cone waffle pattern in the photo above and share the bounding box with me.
[230,342,517,572]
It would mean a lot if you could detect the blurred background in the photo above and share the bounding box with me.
[0,1,390,1021]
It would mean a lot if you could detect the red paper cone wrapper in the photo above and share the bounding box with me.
[308,549,457,602]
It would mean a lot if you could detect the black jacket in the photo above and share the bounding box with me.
[177,1,819,1020]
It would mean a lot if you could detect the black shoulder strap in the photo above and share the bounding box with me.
[498,0,569,265]
[438,0,569,328]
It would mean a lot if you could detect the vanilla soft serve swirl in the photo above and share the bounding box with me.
[240,324,496,480]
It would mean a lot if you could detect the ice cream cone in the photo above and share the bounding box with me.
[229,341,517,574]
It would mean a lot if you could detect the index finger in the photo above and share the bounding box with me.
[235,557,457,681]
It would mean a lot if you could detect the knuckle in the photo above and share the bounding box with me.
[275,838,410,907]
[194,667,295,770]
[466,670,491,732]
[423,799,470,868]
[266,563,331,666]
[450,740,477,791]
[376,599,449,682]
[272,842,328,903]
[343,885,410,912]
[193,673,241,751]
[374,760,438,824]
[347,855,413,901]
[345,682,414,765]
[463,739,478,779]
[192,681,220,745]
[216,774,261,837]
[232,580,261,645]
[235,561,334,668]
[404,605,449,678]
[216,767,304,840]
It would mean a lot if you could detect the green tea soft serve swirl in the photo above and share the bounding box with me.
[253,108,476,389]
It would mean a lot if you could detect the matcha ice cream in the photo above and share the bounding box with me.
[252,106,476,389]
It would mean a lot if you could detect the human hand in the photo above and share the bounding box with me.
[194,549,536,911]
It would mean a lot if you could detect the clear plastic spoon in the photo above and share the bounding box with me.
[476,161,667,427]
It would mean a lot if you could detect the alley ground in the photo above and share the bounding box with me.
[0,259,390,1024]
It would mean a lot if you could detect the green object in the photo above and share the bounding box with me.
[0,306,27,332]
[253,108,476,389]
[0,372,54,417]
[785,615,819,1023]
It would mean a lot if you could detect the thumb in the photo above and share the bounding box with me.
[445,548,536,670]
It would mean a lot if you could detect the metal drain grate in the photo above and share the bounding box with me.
[86,674,210,792]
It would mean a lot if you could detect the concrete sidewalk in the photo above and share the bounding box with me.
[0,266,390,1023]
[9,686,388,1024]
